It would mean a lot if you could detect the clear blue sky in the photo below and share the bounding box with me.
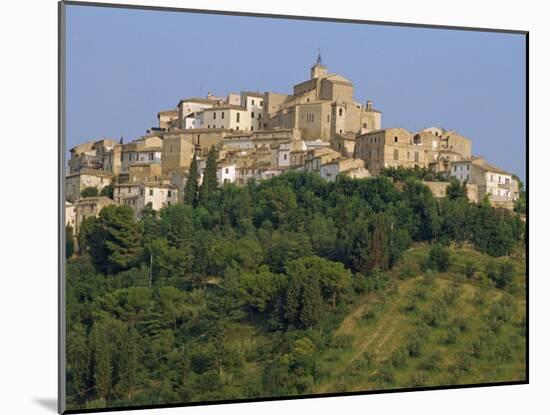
[65,4,526,180]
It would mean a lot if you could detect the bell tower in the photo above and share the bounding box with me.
[310,49,328,79]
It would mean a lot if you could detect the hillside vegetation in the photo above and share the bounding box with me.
[65,171,526,410]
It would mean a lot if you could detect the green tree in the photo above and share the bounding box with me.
[81,186,99,198]
[446,177,468,200]
[299,275,323,328]
[90,321,112,402]
[100,183,114,199]
[87,205,143,274]
[116,327,139,400]
[184,152,199,206]
[426,243,451,272]
[66,225,75,259]
[67,323,90,403]
[199,148,219,204]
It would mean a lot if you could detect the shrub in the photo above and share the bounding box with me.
[408,371,428,387]
[375,363,395,384]
[426,243,451,272]
[80,186,99,198]
[472,289,487,307]
[331,334,354,349]
[453,353,472,375]
[418,350,443,372]
[406,333,425,357]
[399,264,416,280]
[401,300,419,315]
[452,316,470,332]
[443,326,460,345]
[486,261,516,289]
[390,347,408,369]
[362,308,378,322]
[423,300,448,327]
[463,261,478,279]
[442,284,461,305]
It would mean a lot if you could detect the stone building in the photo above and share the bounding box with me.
[68,138,117,173]
[157,109,179,130]
[65,201,76,228]
[161,129,229,175]
[304,147,342,173]
[320,157,369,182]
[261,53,382,143]
[73,196,114,231]
[355,127,472,175]
[119,182,178,219]
[449,157,519,208]
[66,168,113,202]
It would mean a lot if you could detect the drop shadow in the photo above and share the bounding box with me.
[34,398,57,413]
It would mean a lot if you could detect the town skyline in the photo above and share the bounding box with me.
[65,4,526,181]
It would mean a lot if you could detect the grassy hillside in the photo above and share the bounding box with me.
[312,243,526,393]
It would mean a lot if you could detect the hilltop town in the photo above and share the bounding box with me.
[66,53,521,231]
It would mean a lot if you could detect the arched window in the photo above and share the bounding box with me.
[339,108,343,116]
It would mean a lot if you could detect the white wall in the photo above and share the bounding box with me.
[218,164,237,184]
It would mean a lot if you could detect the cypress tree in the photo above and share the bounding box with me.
[199,148,219,204]
[300,275,323,328]
[117,327,139,400]
[285,276,301,325]
[91,322,112,402]
[184,152,199,206]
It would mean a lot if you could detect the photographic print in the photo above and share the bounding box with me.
[60,1,527,413]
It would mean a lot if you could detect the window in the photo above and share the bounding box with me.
[236,113,240,122]
[221,112,225,119]
[394,149,399,160]
[394,136,398,143]
[213,112,216,119]
[284,153,287,160]
[339,129,343,133]
[339,108,343,116]
[149,189,153,196]
[259,101,263,107]
[225,168,229,174]
[208,125,210,128]
[258,113,261,119]
[414,151,419,162]
[167,190,171,197]
[251,126,254,131]
[140,188,144,196]
[251,99,255,105]
[327,115,330,123]
[149,153,154,161]
[251,112,254,118]
[213,125,216,129]
[454,165,457,171]
[197,135,201,146]
[129,153,133,161]
[167,201,171,206]
[363,123,368,128]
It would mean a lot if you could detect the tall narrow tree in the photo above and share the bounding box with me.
[184,152,199,206]
[199,148,219,204]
